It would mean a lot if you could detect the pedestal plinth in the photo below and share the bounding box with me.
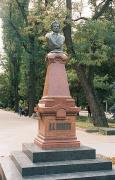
[34,52,80,149]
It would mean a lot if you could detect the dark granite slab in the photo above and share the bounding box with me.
[11,151,112,177]
[22,143,96,163]
[1,157,115,180]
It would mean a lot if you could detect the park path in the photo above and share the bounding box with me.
[0,109,37,156]
[77,128,115,157]
[0,109,115,158]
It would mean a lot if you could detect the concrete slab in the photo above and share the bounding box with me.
[99,128,115,135]
[1,157,115,180]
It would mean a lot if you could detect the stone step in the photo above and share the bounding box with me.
[0,157,23,180]
[99,128,115,135]
[11,151,112,177]
[1,157,115,180]
[22,143,96,163]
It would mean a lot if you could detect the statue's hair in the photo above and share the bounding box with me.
[51,20,60,30]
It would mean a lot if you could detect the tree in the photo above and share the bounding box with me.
[1,0,26,111]
[0,71,10,108]
[1,0,46,115]
[63,0,114,127]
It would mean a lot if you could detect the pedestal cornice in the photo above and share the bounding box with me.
[46,52,68,64]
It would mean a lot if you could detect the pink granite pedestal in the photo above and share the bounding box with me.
[34,52,80,149]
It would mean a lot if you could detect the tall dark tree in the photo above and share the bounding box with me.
[63,0,114,127]
[1,0,27,111]
[1,0,46,115]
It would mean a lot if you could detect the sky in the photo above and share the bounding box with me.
[72,0,92,17]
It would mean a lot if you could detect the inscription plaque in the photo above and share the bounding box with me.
[49,122,71,130]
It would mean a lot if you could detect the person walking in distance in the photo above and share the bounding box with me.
[87,105,92,117]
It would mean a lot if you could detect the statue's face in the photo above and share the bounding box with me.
[52,22,60,33]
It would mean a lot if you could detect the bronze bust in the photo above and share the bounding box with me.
[45,21,65,52]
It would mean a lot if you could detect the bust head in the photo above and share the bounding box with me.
[45,20,65,52]
[51,21,60,33]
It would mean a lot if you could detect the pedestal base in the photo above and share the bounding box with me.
[1,143,115,180]
[34,104,80,149]
[34,136,80,149]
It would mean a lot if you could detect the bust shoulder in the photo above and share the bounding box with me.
[45,32,53,39]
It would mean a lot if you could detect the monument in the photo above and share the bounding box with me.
[34,20,80,149]
[1,20,115,180]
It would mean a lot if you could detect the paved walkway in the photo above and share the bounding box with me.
[0,109,115,158]
[0,109,37,156]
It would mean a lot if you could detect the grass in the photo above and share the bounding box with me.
[109,123,115,128]
[76,121,94,129]
[97,154,115,165]
[76,116,95,129]
[76,116,115,129]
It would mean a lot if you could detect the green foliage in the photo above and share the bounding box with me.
[1,0,29,111]
[0,72,10,107]
[68,18,115,109]
[73,20,111,66]
[67,68,87,107]
[94,75,110,90]
[1,0,47,114]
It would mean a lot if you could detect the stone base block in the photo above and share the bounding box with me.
[34,136,80,149]
[1,157,115,180]
[1,143,115,180]
[22,143,96,163]
[34,112,80,149]
[10,151,112,177]
[99,128,115,135]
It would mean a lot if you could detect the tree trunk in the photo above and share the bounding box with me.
[27,37,36,117]
[28,71,36,117]
[76,66,108,127]
[13,55,20,112]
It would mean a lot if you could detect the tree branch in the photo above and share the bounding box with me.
[72,17,88,22]
[98,0,106,7]
[8,20,30,54]
[15,0,28,25]
[92,0,112,20]
[45,0,48,7]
